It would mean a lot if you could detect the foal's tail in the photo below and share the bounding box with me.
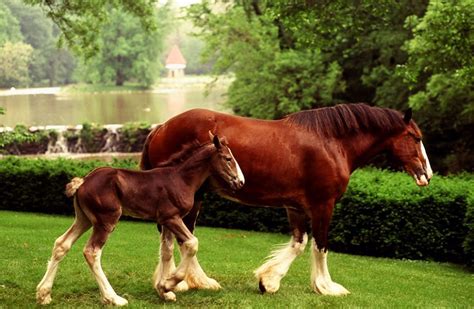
[140,124,162,170]
[65,177,84,197]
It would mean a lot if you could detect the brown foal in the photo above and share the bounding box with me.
[36,134,245,306]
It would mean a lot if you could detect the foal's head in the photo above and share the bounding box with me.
[386,109,433,186]
[209,133,245,191]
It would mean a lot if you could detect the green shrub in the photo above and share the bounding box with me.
[464,190,474,267]
[0,158,472,265]
[330,169,474,263]
[0,157,138,215]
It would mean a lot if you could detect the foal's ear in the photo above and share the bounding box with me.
[213,134,222,149]
[209,130,222,148]
[403,108,412,124]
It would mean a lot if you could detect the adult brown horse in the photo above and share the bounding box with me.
[141,103,432,296]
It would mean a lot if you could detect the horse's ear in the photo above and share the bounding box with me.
[213,134,221,149]
[403,108,412,124]
[208,130,215,141]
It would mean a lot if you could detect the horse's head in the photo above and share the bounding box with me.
[387,109,433,186]
[209,132,245,191]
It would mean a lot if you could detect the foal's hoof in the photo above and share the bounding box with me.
[163,291,176,302]
[173,280,189,292]
[36,289,52,305]
[103,295,129,306]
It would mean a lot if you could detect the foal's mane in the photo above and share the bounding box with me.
[284,103,407,137]
[154,140,213,168]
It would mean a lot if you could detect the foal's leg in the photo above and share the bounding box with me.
[36,202,92,305]
[157,216,199,302]
[255,208,308,294]
[83,221,128,306]
[177,198,221,291]
[153,226,176,298]
[310,200,349,296]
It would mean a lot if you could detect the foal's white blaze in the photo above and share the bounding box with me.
[421,142,433,179]
[229,148,245,185]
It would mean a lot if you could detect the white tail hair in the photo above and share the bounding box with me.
[65,177,84,197]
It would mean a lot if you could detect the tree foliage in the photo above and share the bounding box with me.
[3,0,76,87]
[22,0,159,58]
[0,42,33,87]
[188,0,472,172]
[75,5,171,86]
[400,0,474,172]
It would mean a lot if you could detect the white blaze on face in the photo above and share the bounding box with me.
[229,148,245,185]
[420,142,433,179]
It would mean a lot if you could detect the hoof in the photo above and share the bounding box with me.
[313,279,350,296]
[163,291,176,302]
[36,289,52,305]
[173,280,189,292]
[103,295,128,306]
[258,276,280,294]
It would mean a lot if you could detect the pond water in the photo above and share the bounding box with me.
[0,86,228,127]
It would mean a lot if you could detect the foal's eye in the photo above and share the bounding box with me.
[225,157,232,162]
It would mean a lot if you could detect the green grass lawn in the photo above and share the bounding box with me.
[0,211,472,308]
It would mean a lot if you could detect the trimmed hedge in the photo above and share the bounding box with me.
[0,157,472,266]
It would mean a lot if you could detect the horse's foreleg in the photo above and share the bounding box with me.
[153,226,176,293]
[36,201,91,305]
[310,200,350,296]
[255,208,308,294]
[157,216,199,301]
[177,199,221,291]
[83,224,128,306]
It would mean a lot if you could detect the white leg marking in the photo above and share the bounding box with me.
[84,248,128,306]
[254,233,308,293]
[153,228,177,290]
[158,237,199,301]
[36,212,90,305]
[420,142,433,179]
[311,239,350,296]
[177,246,221,291]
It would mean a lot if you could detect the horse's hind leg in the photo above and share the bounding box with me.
[83,221,127,306]
[157,216,199,301]
[36,201,92,305]
[255,208,308,294]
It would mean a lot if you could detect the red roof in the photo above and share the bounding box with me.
[165,45,186,65]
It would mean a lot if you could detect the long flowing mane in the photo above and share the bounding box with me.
[284,103,407,137]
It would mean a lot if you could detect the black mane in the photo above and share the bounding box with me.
[284,103,407,137]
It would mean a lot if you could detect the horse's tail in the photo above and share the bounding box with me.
[65,177,84,197]
[140,124,162,170]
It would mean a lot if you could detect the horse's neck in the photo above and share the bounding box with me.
[342,132,390,171]
[177,145,214,189]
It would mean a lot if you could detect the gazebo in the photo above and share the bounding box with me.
[165,45,186,78]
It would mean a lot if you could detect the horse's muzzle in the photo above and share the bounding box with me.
[230,177,245,190]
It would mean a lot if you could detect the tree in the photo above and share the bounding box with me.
[0,2,22,45]
[23,0,159,58]
[0,42,33,87]
[401,0,474,172]
[76,5,171,86]
[187,1,427,118]
[188,2,345,119]
[5,0,76,86]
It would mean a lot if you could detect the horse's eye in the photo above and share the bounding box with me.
[225,157,232,162]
